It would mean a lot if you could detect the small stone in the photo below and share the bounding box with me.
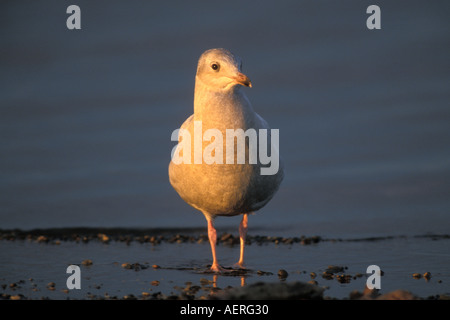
[220,233,233,242]
[311,236,321,243]
[82,259,93,266]
[151,280,160,286]
[412,273,422,279]
[326,265,345,274]
[336,274,352,284]
[423,272,431,280]
[152,264,160,269]
[310,272,317,279]
[98,233,110,243]
[200,278,214,286]
[303,238,313,245]
[10,295,21,300]
[186,285,201,295]
[322,271,334,280]
[278,269,288,279]
[36,235,49,243]
[214,281,324,300]
[133,263,141,270]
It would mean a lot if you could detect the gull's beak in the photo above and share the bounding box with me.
[233,72,252,88]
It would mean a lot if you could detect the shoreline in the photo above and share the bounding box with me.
[1,228,449,300]
[1,227,449,244]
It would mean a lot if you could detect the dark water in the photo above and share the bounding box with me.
[1,236,449,299]
[1,0,450,238]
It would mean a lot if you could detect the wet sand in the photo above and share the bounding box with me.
[1,228,449,300]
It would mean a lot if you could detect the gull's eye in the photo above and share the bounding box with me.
[211,63,220,71]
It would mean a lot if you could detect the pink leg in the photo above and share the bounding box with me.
[207,219,222,272]
[236,213,248,268]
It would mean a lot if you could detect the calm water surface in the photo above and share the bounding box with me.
[1,1,449,238]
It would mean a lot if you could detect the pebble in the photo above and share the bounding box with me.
[412,273,422,279]
[219,233,240,246]
[81,259,93,266]
[278,269,288,279]
[36,235,49,243]
[185,285,201,294]
[97,233,110,243]
[336,274,352,284]
[326,265,345,274]
[220,233,233,242]
[47,282,56,290]
[423,272,431,280]
[213,281,324,300]
[121,262,148,271]
[200,278,215,285]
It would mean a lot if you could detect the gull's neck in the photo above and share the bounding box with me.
[193,76,253,124]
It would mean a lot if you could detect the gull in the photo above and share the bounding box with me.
[169,48,284,272]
